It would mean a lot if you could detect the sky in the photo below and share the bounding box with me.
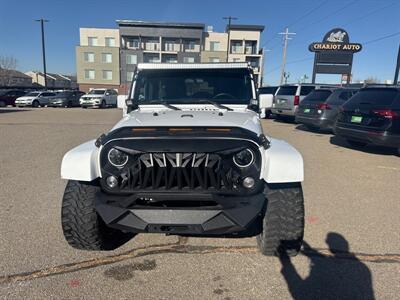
[0,0,399,85]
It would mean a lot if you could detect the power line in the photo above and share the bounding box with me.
[343,1,398,26]
[286,0,330,29]
[295,0,359,34]
[362,31,400,45]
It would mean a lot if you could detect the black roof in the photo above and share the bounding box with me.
[117,20,205,29]
[226,24,265,32]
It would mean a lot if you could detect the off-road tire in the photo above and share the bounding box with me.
[61,180,135,251]
[32,100,40,108]
[257,183,304,257]
[346,140,367,147]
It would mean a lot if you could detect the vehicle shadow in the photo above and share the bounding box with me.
[279,232,375,300]
[295,124,332,135]
[330,135,398,156]
[273,117,296,124]
[0,108,31,113]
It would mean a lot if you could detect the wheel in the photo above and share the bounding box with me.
[66,101,72,108]
[346,140,367,147]
[0,101,6,107]
[61,180,135,251]
[82,106,87,109]
[257,183,304,257]
[32,100,40,108]
[101,100,106,109]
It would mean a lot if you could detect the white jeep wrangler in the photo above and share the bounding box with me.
[61,63,304,256]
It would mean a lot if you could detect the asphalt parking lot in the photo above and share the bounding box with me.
[0,107,399,299]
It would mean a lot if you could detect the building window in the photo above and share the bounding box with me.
[164,40,176,52]
[209,57,220,63]
[127,38,140,49]
[127,71,134,81]
[101,53,112,63]
[84,52,94,62]
[210,41,220,51]
[183,57,195,63]
[126,54,137,65]
[105,37,115,47]
[84,69,95,80]
[88,37,98,46]
[102,70,113,80]
[187,41,195,50]
[231,40,242,53]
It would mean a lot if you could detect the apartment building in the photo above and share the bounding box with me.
[201,27,228,63]
[76,28,120,92]
[118,20,204,92]
[201,24,265,85]
[75,21,265,92]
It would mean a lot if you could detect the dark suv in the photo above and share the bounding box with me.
[334,87,400,153]
[296,88,358,131]
[49,90,85,107]
[0,89,26,107]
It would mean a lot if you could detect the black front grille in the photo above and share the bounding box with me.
[116,152,239,192]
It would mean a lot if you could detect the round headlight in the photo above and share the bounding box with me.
[108,148,128,167]
[233,149,254,168]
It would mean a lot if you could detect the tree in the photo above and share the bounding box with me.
[0,56,18,86]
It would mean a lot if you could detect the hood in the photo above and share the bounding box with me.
[16,96,36,101]
[112,106,263,135]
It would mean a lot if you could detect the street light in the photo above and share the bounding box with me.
[35,19,49,89]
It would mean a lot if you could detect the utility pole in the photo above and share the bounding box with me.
[223,16,238,62]
[394,44,400,85]
[35,18,49,89]
[278,27,296,85]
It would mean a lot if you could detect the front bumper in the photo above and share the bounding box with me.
[15,102,32,107]
[49,101,67,107]
[95,190,265,235]
[81,101,101,107]
[335,124,400,148]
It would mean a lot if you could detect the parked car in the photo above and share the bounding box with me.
[49,91,85,107]
[258,86,279,118]
[15,91,58,107]
[295,87,358,131]
[80,89,118,108]
[334,86,400,153]
[60,63,305,256]
[0,89,27,107]
[272,84,328,120]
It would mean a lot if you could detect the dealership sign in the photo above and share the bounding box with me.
[309,28,362,83]
[309,29,362,53]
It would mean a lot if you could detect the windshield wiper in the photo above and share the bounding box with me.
[197,100,233,111]
[147,100,181,110]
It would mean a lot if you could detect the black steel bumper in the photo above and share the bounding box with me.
[95,190,265,236]
[335,125,400,148]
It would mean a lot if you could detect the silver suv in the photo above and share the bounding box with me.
[272,84,327,119]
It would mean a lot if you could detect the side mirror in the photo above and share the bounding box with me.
[248,98,260,113]
[105,92,110,96]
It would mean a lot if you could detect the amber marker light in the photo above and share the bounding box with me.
[206,128,231,132]
[169,128,193,132]
[132,128,157,132]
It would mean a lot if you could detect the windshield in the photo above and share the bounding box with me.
[26,92,40,97]
[303,90,332,102]
[132,68,253,105]
[88,90,105,95]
